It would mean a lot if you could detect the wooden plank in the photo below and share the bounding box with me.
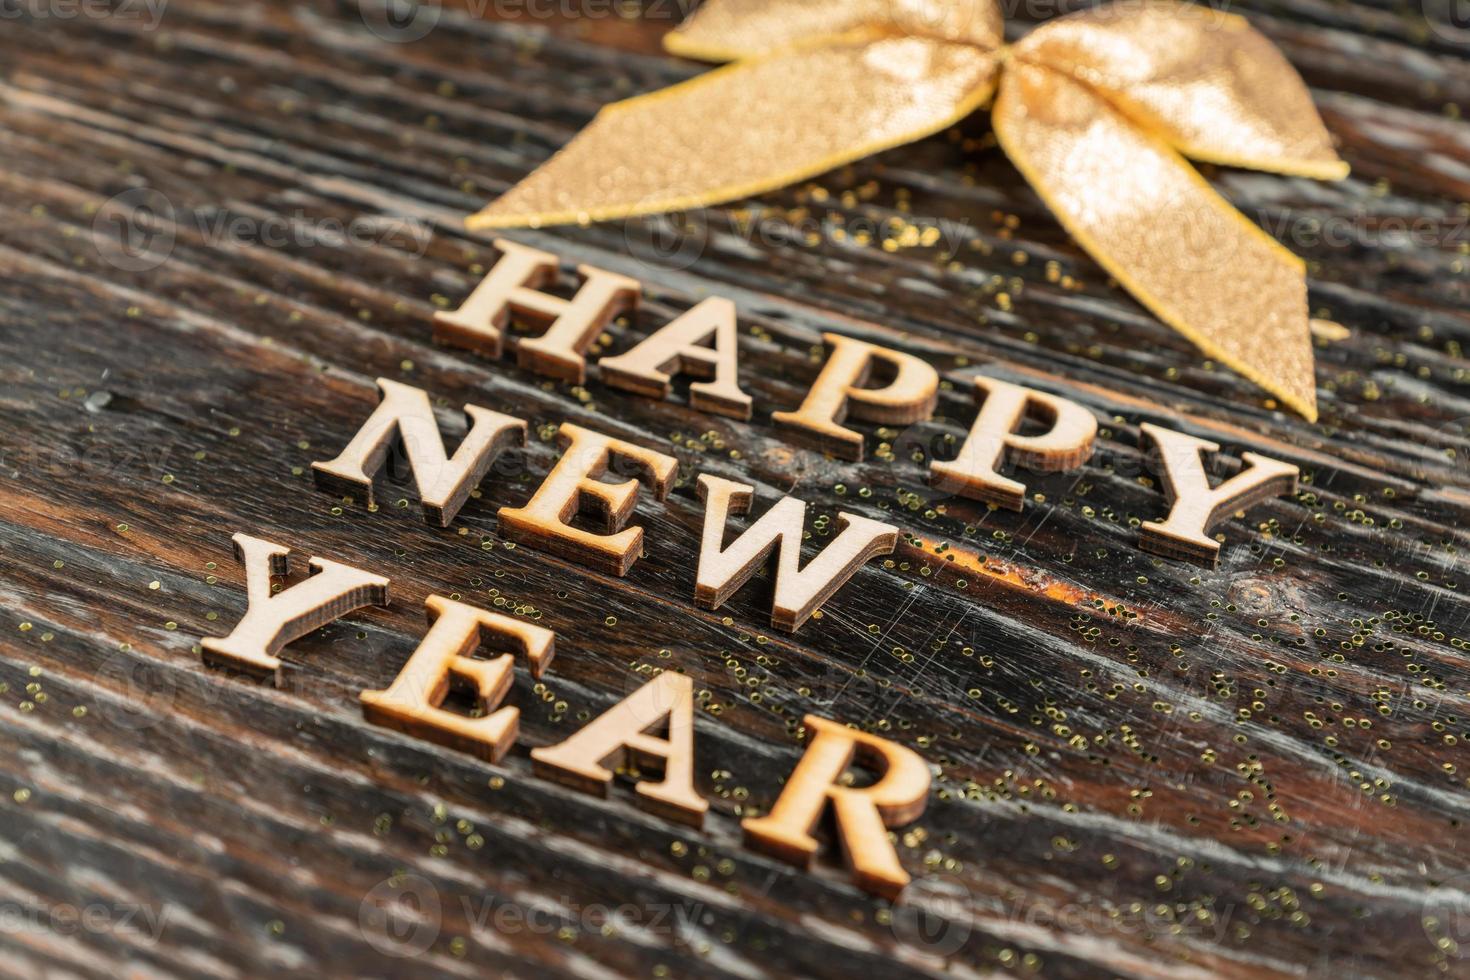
[0,1,1467,976]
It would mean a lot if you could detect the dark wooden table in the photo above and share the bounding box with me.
[1,0,1468,976]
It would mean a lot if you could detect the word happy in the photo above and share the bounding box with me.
[200,238,1301,898]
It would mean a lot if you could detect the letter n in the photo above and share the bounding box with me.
[312,378,525,526]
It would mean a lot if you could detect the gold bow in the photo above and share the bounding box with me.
[467,0,1349,421]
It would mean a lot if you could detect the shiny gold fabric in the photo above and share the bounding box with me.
[663,0,1006,57]
[467,0,1348,421]
[478,37,999,228]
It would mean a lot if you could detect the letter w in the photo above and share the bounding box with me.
[695,476,896,631]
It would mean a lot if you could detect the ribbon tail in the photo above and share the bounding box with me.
[994,62,1319,421]
[468,38,998,231]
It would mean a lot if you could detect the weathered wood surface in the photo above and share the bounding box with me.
[0,0,1468,976]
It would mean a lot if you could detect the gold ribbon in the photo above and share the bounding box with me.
[467,0,1349,421]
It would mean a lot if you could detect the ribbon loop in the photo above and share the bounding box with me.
[1013,2,1347,179]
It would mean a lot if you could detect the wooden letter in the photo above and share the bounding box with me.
[742,715,929,900]
[531,671,708,828]
[360,595,555,762]
[312,378,525,526]
[598,297,752,420]
[930,377,1097,510]
[1139,422,1299,563]
[773,333,938,461]
[201,533,389,685]
[499,423,678,576]
[433,238,639,382]
[695,475,897,631]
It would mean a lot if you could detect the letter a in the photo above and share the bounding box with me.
[312,378,525,527]
[695,475,897,631]
[532,671,708,828]
[599,297,752,420]
[201,533,389,686]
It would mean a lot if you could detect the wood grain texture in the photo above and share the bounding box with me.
[0,0,1467,976]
